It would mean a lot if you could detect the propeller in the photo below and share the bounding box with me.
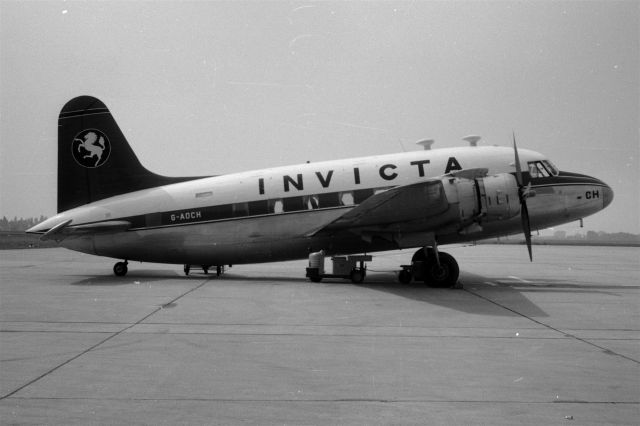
[513,132,533,261]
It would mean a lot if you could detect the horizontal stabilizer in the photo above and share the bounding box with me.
[70,220,132,233]
[40,219,72,241]
[39,220,131,241]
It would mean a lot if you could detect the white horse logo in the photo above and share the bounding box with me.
[72,130,110,168]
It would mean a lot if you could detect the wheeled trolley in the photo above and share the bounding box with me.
[306,251,372,283]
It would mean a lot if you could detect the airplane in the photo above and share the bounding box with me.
[27,96,613,286]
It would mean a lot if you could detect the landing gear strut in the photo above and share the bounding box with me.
[113,260,128,277]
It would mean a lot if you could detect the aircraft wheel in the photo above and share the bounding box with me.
[425,252,459,288]
[411,248,427,262]
[113,261,128,277]
[183,264,190,276]
[350,269,365,284]
[398,269,412,284]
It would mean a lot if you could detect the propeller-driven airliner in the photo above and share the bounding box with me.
[27,96,613,286]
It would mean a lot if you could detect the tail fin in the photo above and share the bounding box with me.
[58,96,206,212]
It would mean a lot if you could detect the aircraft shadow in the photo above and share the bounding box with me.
[357,270,627,317]
[69,270,307,286]
[356,271,550,318]
[69,268,618,320]
[70,269,185,286]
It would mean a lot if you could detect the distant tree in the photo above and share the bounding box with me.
[0,216,48,231]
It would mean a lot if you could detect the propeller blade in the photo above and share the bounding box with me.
[521,200,533,262]
[513,131,533,262]
[513,131,523,186]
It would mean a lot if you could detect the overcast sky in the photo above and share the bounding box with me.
[1,1,638,234]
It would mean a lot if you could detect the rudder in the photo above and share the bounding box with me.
[58,96,205,212]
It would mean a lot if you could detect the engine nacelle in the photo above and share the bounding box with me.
[476,173,521,222]
[440,172,520,233]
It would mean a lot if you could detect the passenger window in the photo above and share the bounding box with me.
[211,204,232,220]
[282,196,305,212]
[318,192,341,208]
[248,200,269,215]
[233,202,249,217]
[305,195,319,210]
[340,192,355,206]
[353,188,374,204]
[270,199,283,214]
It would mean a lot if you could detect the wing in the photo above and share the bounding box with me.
[319,179,449,231]
[307,168,489,240]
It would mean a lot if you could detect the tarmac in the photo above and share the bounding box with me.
[1,245,638,425]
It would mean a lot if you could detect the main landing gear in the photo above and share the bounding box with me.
[305,246,459,287]
[400,247,459,288]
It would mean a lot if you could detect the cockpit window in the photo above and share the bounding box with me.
[527,161,556,178]
[542,160,559,176]
[528,162,544,178]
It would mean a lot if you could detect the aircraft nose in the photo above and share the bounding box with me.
[558,171,614,212]
[602,183,614,209]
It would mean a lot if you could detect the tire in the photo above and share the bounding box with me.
[411,248,427,262]
[425,252,459,288]
[113,262,128,277]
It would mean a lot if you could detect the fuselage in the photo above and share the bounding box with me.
[30,145,613,265]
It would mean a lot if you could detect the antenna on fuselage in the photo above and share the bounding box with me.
[462,135,481,147]
[416,139,435,150]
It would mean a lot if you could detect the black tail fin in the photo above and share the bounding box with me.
[58,96,205,212]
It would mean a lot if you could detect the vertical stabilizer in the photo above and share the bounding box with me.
[58,96,205,212]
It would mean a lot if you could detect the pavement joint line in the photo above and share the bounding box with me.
[463,288,640,365]
[4,396,639,404]
[2,328,638,340]
[0,277,212,401]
